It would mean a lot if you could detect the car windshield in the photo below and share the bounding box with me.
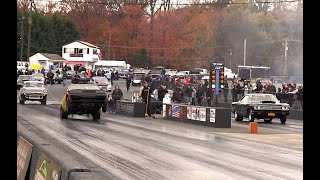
[25,82,44,88]
[69,84,100,90]
[19,76,32,80]
[134,74,143,79]
[95,77,109,83]
[32,73,43,78]
[78,73,87,77]
[248,94,279,103]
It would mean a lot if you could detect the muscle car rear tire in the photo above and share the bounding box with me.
[280,117,286,124]
[92,109,101,121]
[234,110,243,121]
[41,96,47,105]
[248,109,254,122]
[60,106,68,119]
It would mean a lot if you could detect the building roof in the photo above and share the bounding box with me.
[77,40,100,48]
[40,53,66,61]
[63,40,100,49]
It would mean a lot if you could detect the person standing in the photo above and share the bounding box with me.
[173,84,184,104]
[206,86,212,107]
[157,83,168,102]
[112,85,123,112]
[184,85,193,105]
[196,85,204,106]
[223,80,229,103]
[140,82,152,116]
[126,75,132,92]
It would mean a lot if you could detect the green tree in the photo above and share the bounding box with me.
[17,7,80,62]
[129,48,150,67]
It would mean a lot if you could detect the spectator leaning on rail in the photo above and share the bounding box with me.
[266,81,276,94]
[112,85,123,110]
[184,84,193,105]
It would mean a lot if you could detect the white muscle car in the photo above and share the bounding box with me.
[19,81,48,105]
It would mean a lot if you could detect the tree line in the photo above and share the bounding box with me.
[17,7,80,62]
[17,0,302,76]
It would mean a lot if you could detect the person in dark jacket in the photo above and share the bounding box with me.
[196,85,204,106]
[223,80,229,102]
[112,85,123,110]
[173,85,184,103]
[47,70,54,85]
[184,85,193,105]
[140,82,151,116]
[126,75,132,92]
[206,86,212,107]
[157,83,168,101]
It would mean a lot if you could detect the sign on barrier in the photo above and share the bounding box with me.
[17,136,33,180]
[187,106,192,119]
[163,104,166,118]
[199,108,206,122]
[34,152,62,180]
[210,109,216,122]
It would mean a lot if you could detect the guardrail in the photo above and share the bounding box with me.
[17,124,103,180]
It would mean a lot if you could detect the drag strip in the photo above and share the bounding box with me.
[17,103,302,180]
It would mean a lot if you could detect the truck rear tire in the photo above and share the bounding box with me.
[60,106,68,119]
[92,109,101,121]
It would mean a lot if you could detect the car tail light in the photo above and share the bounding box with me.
[67,89,71,96]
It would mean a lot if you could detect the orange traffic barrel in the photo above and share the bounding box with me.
[250,122,258,133]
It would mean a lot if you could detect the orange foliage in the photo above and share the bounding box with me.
[66,4,223,70]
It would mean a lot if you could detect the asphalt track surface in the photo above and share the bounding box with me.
[17,80,303,180]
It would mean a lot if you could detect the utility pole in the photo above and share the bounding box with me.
[244,38,246,66]
[284,39,288,77]
[108,31,111,60]
[27,0,36,65]
[27,14,32,64]
[20,16,24,62]
[229,49,232,70]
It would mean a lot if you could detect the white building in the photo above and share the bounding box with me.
[29,53,66,70]
[62,40,101,69]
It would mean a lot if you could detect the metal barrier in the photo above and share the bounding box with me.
[17,124,104,180]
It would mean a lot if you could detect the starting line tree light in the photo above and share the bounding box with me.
[209,63,225,96]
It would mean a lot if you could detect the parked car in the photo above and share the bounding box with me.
[17,75,33,90]
[231,93,290,124]
[18,81,47,105]
[92,77,112,92]
[32,73,45,83]
[132,72,146,86]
